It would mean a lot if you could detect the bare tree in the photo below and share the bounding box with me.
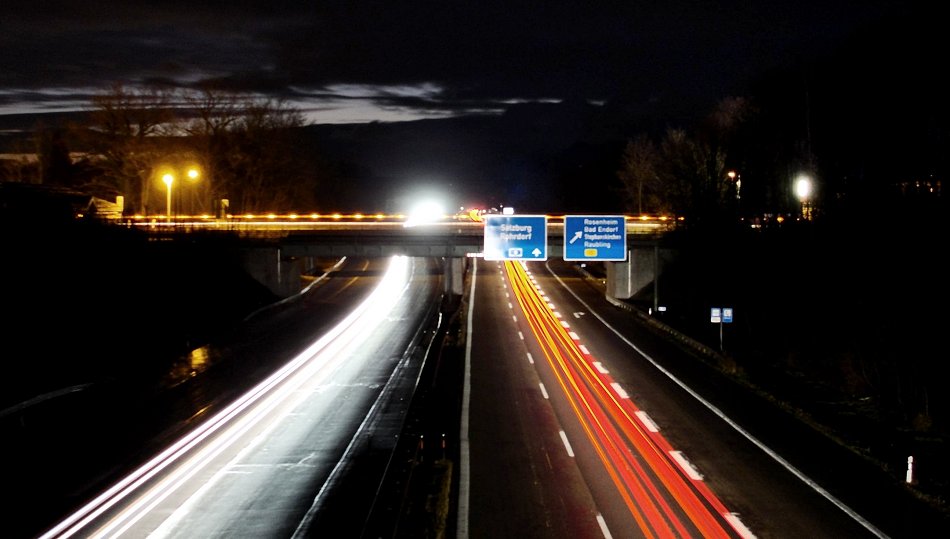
[82,84,176,215]
[182,86,317,214]
[619,98,750,225]
[617,134,665,215]
[77,83,328,216]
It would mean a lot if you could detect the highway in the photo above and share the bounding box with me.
[462,257,897,538]
[34,255,444,538]
[17,249,947,538]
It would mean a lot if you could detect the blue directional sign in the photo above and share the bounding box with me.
[563,215,627,261]
[483,214,548,261]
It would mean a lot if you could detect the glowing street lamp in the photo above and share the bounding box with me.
[183,167,200,216]
[727,170,741,200]
[162,173,174,218]
[161,167,201,220]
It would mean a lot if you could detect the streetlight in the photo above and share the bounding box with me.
[794,173,813,220]
[162,173,174,219]
[160,167,201,221]
[727,170,742,217]
[182,167,200,217]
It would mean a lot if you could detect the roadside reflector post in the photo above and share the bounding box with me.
[906,456,914,483]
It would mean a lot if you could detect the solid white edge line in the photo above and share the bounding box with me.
[545,261,889,539]
[457,258,477,539]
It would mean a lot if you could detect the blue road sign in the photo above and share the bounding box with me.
[483,214,548,261]
[563,215,627,261]
[711,307,733,323]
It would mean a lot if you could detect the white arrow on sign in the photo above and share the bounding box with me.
[569,231,582,244]
[532,248,542,257]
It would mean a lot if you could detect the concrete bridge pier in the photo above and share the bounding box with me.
[240,246,302,299]
[605,244,670,312]
[443,257,466,298]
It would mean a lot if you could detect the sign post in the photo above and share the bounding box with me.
[563,215,627,261]
[483,214,548,261]
[710,307,733,352]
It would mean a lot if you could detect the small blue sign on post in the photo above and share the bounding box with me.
[563,215,627,261]
[711,306,733,352]
[483,214,548,261]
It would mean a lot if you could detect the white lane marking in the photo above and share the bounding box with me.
[554,311,563,318]
[539,383,549,400]
[596,513,613,539]
[593,361,608,373]
[635,411,660,432]
[545,261,888,539]
[610,382,630,399]
[526,352,534,365]
[559,430,575,457]
[508,302,513,309]
[518,331,524,340]
[724,513,758,539]
[568,331,579,340]
[670,450,704,480]
[580,344,591,356]
[512,315,517,322]
[560,321,570,328]
[548,302,556,309]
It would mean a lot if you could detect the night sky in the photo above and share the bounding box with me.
[0,1,911,124]
[2,1,942,214]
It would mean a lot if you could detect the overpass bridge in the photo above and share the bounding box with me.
[129,215,676,306]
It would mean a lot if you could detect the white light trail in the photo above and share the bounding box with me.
[40,256,412,539]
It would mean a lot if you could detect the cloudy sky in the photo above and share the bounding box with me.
[0,1,910,125]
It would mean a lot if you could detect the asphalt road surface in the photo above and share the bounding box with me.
[461,257,943,538]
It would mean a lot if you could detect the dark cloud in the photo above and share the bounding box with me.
[0,1,914,121]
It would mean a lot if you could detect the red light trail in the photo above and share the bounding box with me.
[504,260,753,538]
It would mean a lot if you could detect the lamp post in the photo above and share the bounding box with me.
[185,168,200,216]
[160,167,201,222]
[162,173,174,219]
[727,170,741,217]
